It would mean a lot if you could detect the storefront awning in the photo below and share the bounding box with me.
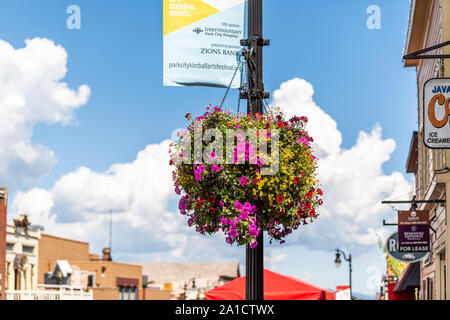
[394,262,420,293]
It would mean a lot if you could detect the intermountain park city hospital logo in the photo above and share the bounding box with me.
[193,27,204,34]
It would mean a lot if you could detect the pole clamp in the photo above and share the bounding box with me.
[240,37,270,47]
[240,90,270,100]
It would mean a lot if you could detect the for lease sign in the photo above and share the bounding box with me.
[424,78,450,148]
[398,210,430,253]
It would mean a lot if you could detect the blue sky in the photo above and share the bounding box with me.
[0,0,417,297]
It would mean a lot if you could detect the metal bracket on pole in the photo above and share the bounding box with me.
[240,48,270,102]
[383,220,398,227]
[403,41,450,60]
[381,200,446,205]
[240,37,270,47]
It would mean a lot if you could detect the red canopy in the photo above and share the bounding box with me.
[205,269,335,300]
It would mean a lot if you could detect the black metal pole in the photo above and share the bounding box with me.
[349,254,352,300]
[245,0,264,301]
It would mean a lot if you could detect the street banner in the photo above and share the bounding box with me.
[336,286,351,300]
[397,210,430,253]
[163,0,247,88]
[423,78,450,148]
[386,232,428,263]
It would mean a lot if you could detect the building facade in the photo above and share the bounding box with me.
[404,0,450,300]
[0,187,7,300]
[5,215,41,292]
[38,234,144,300]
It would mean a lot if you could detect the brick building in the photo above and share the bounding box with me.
[38,234,148,300]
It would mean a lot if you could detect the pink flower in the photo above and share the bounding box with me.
[239,176,248,187]
[210,152,216,160]
[250,241,258,249]
[211,164,221,173]
[235,200,244,212]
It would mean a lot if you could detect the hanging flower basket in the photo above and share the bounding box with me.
[170,105,323,248]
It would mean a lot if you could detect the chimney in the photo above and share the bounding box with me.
[0,188,8,300]
[102,247,112,261]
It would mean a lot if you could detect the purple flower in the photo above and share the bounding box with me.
[198,165,205,173]
[249,224,261,237]
[226,237,234,245]
[219,201,225,208]
[239,211,249,221]
[187,217,194,227]
[175,186,181,195]
[235,200,244,212]
[228,229,238,239]
[250,241,258,249]
[211,164,221,173]
[239,176,248,187]
[178,201,187,211]
[194,171,202,181]
[221,217,228,226]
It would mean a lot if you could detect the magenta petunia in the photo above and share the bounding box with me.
[239,176,248,187]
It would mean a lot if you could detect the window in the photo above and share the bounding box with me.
[129,287,137,300]
[427,278,433,300]
[22,245,34,254]
[88,275,94,287]
[118,286,137,300]
[422,280,426,300]
[445,265,447,300]
[6,243,14,251]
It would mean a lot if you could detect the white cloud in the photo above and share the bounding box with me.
[272,78,413,253]
[264,249,287,270]
[0,37,90,192]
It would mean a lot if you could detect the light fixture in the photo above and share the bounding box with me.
[334,251,342,268]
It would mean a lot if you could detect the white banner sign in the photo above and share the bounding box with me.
[336,286,351,300]
[163,0,247,88]
[424,78,450,148]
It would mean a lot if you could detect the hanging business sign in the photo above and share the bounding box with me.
[163,0,247,88]
[424,78,450,149]
[397,210,430,253]
[386,232,428,263]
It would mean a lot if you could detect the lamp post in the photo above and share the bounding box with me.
[334,249,352,299]
[243,0,269,301]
